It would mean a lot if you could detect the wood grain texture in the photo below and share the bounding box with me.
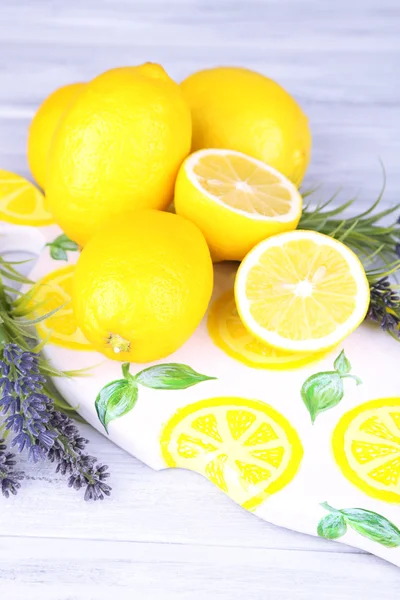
[1,537,399,600]
[1,0,399,202]
[1,0,400,597]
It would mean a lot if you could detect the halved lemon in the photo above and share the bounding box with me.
[208,289,325,369]
[174,149,302,261]
[235,230,370,353]
[29,265,92,350]
[0,169,54,226]
[161,397,303,510]
[333,398,400,503]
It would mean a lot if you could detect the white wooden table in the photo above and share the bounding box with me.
[1,1,400,598]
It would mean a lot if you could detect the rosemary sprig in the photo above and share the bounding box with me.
[300,174,400,341]
[300,174,400,264]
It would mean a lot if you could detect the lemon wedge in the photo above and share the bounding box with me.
[29,266,92,351]
[0,169,54,226]
[208,289,325,369]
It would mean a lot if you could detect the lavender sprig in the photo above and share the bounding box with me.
[0,438,24,498]
[0,344,111,500]
[367,276,400,339]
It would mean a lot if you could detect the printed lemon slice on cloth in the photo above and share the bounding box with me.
[208,289,325,370]
[29,265,91,350]
[0,169,54,226]
[333,398,400,503]
[174,149,302,261]
[235,230,370,353]
[161,397,303,510]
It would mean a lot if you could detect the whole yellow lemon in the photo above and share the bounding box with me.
[27,82,84,190]
[47,63,192,246]
[180,67,311,186]
[73,210,213,363]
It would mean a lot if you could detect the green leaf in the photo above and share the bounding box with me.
[135,363,216,390]
[334,350,351,375]
[95,379,138,433]
[47,234,79,260]
[340,508,400,548]
[57,234,79,251]
[317,513,347,540]
[17,302,68,326]
[50,246,68,261]
[301,371,344,423]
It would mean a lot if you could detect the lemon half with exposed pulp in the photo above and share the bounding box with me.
[208,289,325,369]
[0,170,54,226]
[235,230,370,353]
[29,266,91,350]
[161,397,303,510]
[174,149,302,261]
[333,398,400,503]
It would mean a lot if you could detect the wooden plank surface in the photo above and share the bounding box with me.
[1,0,400,598]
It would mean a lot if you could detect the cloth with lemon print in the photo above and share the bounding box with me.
[1,196,400,569]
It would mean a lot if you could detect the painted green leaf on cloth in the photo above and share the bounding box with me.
[95,377,138,434]
[301,372,343,423]
[46,234,79,261]
[340,508,400,548]
[317,512,347,540]
[96,362,216,433]
[318,502,400,548]
[333,350,352,375]
[134,363,216,390]
[301,350,362,423]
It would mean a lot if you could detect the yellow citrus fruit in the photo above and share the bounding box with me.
[174,149,302,262]
[28,265,91,350]
[27,82,85,190]
[47,63,192,246]
[0,169,54,226]
[181,66,311,186]
[161,397,303,510]
[333,398,400,503]
[235,230,370,353]
[73,210,213,363]
[208,289,324,370]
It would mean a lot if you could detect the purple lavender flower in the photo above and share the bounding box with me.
[0,343,111,500]
[0,438,24,498]
[367,277,400,339]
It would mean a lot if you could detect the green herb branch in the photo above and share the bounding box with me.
[0,255,111,500]
[300,172,400,341]
[300,171,400,264]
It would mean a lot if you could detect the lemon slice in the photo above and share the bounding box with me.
[333,398,400,503]
[161,397,303,510]
[235,230,369,353]
[29,266,92,350]
[208,289,325,369]
[174,149,302,261]
[0,169,54,226]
